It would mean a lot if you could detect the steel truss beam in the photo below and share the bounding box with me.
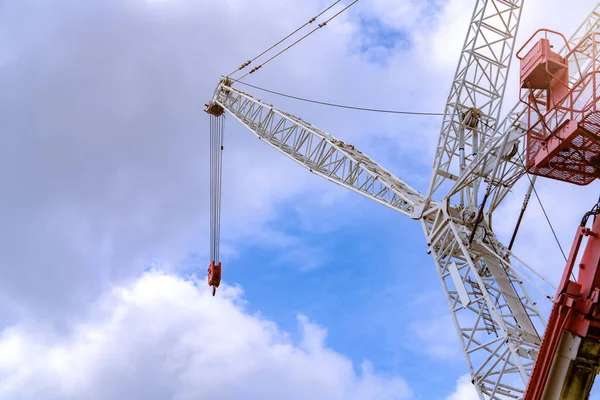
[422,204,546,399]
[422,3,600,399]
[213,84,425,217]
[448,4,600,215]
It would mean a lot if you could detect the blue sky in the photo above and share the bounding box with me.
[227,199,457,398]
[2,0,600,399]
[357,18,412,64]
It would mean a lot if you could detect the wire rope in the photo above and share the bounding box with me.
[227,0,342,77]
[230,79,444,116]
[210,114,225,263]
[516,152,568,263]
[237,0,359,80]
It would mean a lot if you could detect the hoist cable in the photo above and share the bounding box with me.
[212,116,217,262]
[508,175,536,251]
[237,0,359,80]
[209,117,212,261]
[209,114,225,263]
[516,152,568,263]
[227,0,342,77]
[217,116,224,261]
[231,78,444,116]
[210,116,215,262]
[215,116,218,262]
[215,117,218,261]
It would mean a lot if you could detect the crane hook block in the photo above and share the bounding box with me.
[208,261,222,296]
[205,102,225,117]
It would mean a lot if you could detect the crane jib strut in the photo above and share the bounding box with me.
[204,0,600,398]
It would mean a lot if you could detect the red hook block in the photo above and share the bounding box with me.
[208,261,222,296]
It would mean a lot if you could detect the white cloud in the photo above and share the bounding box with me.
[447,374,478,400]
[0,271,411,400]
[409,315,461,360]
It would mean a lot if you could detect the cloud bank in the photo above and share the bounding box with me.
[0,271,411,400]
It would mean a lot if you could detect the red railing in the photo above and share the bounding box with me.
[516,28,570,61]
[521,30,600,185]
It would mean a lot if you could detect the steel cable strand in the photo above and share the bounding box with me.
[515,152,569,265]
[211,115,215,262]
[215,116,219,261]
[210,115,222,262]
[229,78,444,116]
[216,116,224,262]
[227,0,342,77]
[237,0,359,80]
[214,116,218,262]
[212,115,221,263]
[214,116,218,261]
[209,116,215,262]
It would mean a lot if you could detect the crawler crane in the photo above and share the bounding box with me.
[205,1,600,398]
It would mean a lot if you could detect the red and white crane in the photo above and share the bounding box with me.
[205,1,600,398]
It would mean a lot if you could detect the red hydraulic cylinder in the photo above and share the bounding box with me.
[524,215,600,399]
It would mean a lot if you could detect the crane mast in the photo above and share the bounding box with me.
[427,0,524,209]
[449,5,600,215]
[422,1,547,398]
[205,1,600,399]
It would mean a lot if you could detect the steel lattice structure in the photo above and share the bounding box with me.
[214,85,424,216]
[206,1,600,399]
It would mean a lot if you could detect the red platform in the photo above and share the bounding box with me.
[519,30,600,185]
[525,72,600,185]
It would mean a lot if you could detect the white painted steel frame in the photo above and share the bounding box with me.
[421,3,600,398]
[427,0,524,209]
[450,5,600,215]
[422,204,546,399]
[213,85,425,217]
